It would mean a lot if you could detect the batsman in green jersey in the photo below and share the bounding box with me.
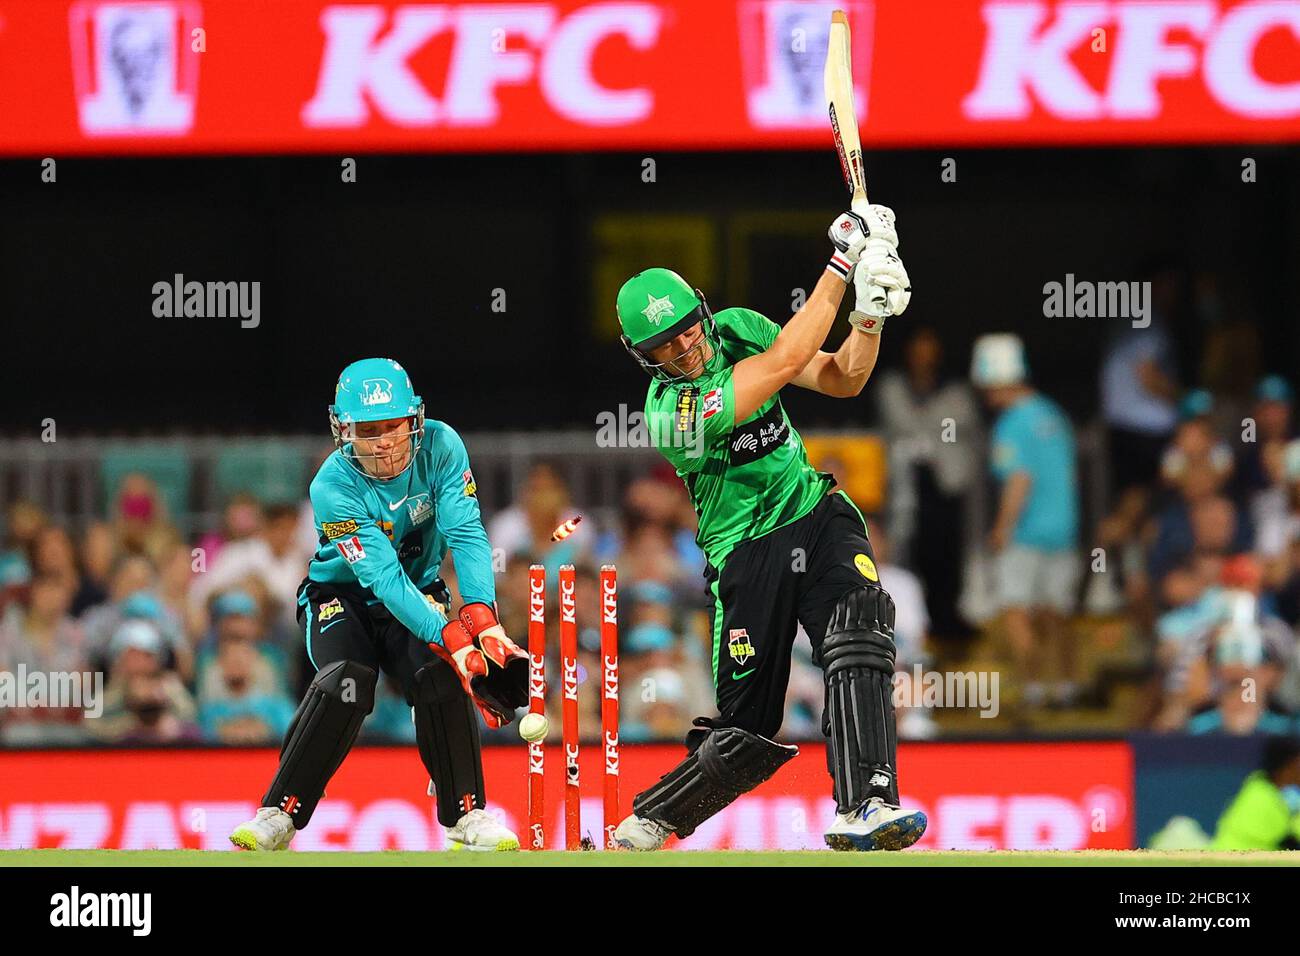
[611,205,928,851]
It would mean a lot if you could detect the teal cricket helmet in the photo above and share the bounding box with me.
[329,357,425,478]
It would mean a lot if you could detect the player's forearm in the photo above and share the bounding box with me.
[769,271,847,378]
[825,328,881,397]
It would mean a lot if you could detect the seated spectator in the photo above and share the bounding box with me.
[196,631,295,745]
[619,622,697,742]
[0,574,90,744]
[487,461,589,568]
[1148,464,1249,586]
[112,473,180,562]
[1158,391,1234,494]
[198,590,289,682]
[1235,376,1295,498]
[0,500,45,613]
[78,521,118,615]
[30,525,106,617]
[191,502,311,633]
[82,557,192,682]
[90,619,199,744]
[195,492,265,570]
[1156,556,1297,732]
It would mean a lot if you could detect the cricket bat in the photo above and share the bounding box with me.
[824,9,868,214]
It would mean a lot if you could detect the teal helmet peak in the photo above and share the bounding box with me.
[329,358,425,479]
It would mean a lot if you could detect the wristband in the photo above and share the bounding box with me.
[848,310,885,335]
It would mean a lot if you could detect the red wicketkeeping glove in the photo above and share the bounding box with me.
[431,618,507,729]
[458,603,530,715]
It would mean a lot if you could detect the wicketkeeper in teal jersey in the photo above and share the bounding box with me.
[230,358,528,852]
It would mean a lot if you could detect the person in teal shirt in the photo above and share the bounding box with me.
[230,358,526,853]
[973,334,1081,707]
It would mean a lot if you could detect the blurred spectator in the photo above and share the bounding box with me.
[195,493,265,569]
[79,522,118,613]
[1158,392,1234,494]
[1156,556,1297,733]
[30,526,106,616]
[191,502,311,632]
[1147,463,1249,587]
[971,334,1080,707]
[112,473,180,562]
[876,325,980,638]
[617,581,711,742]
[619,623,693,742]
[487,461,588,568]
[90,619,199,743]
[1236,376,1295,498]
[869,520,936,739]
[0,574,90,744]
[81,556,192,682]
[0,501,44,611]
[1211,736,1300,850]
[1100,318,1179,497]
[195,625,295,745]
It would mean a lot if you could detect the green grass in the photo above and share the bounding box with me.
[2,849,1296,867]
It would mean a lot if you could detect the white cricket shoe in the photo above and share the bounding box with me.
[229,807,296,852]
[446,809,520,852]
[613,814,674,851]
[824,797,927,851]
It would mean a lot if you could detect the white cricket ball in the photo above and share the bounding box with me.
[519,712,549,743]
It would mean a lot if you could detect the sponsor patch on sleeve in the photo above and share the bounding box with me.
[462,468,477,497]
[676,387,699,432]
[337,536,366,564]
[321,519,360,540]
[702,387,724,420]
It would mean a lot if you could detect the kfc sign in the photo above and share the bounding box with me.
[301,3,662,128]
[0,0,1295,154]
[966,0,1300,120]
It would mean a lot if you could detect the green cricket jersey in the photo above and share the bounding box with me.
[644,306,832,569]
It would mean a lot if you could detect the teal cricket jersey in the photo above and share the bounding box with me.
[305,420,495,644]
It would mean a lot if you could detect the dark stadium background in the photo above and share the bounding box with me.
[3,146,1297,434]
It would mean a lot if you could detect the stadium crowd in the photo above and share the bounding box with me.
[3,313,1300,746]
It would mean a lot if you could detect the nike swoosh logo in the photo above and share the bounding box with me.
[320,620,345,632]
[732,668,756,681]
[388,496,409,511]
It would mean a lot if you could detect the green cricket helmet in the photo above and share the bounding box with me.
[329,357,425,478]
[616,268,720,381]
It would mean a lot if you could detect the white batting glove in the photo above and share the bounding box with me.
[826,211,868,281]
[848,205,910,333]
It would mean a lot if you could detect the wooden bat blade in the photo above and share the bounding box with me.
[824,9,868,210]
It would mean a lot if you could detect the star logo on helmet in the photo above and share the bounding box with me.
[641,293,675,327]
[360,379,393,406]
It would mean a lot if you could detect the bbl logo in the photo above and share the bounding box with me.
[728,628,755,665]
[318,598,344,622]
